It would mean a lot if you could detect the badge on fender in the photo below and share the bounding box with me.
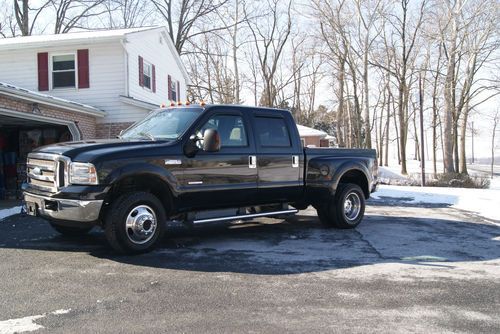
[164,159,182,165]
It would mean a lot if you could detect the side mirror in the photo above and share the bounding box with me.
[203,129,221,152]
[183,135,199,158]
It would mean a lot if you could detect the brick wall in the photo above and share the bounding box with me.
[0,95,97,139]
[302,136,321,147]
[96,122,134,139]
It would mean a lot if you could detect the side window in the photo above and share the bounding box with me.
[255,117,291,147]
[199,114,248,148]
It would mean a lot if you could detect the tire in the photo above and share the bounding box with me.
[317,183,365,229]
[49,222,93,237]
[104,192,166,254]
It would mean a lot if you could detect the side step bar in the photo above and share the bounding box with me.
[193,209,298,224]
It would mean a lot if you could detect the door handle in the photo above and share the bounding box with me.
[292,155,299,168]
[249,155,257,169]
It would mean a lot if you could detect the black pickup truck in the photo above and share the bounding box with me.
[23,105,378,253]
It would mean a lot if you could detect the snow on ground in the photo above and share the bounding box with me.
[376,159,500,220]
[0,206,22,221]
[0,309,70,334]
[372,185,500,222]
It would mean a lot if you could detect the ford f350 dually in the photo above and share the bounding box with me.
[23,105,378,253]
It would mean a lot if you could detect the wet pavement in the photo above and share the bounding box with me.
[0,198,499,333]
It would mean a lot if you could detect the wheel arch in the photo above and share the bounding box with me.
[103,164,177,217]
[332,163,371,199]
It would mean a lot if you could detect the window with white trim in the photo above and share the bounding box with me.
[143,62,152,90]
[52,54,76,88]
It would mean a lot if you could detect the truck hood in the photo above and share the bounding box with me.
[33,139,171,161]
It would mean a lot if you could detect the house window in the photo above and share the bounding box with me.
[52,54,76,88]
[143,62,152,90]
[170,79,177,101]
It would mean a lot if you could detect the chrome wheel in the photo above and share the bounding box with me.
[343,192,361,221]
[125,205,157,244]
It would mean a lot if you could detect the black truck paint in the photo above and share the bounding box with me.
[23,105,378,253]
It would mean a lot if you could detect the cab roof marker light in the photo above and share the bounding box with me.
[170,101,176,107]
[200,100,206,106]
[177,101,183,106]
[185,100,191,106]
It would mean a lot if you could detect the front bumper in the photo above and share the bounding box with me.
[23,192,103,222]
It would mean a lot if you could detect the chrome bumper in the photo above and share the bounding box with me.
[23,192,103,222]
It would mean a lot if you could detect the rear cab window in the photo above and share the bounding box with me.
[254,116,291,147]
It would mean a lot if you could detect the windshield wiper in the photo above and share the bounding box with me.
[138,132,156,141]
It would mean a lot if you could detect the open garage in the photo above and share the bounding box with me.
[0,82,104,201]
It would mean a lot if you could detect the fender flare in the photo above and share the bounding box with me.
[330,160,371,196]
[104,162,180,198]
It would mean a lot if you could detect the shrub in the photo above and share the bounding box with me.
[379,172,490,189]
[426,173,490,189]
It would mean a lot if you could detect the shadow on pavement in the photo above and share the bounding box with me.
[0,204,499,275]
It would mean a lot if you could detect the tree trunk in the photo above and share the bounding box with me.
[363,44,371,149]
[459,101,469,175]
[336,56,346,147]
[232,0,240,103]
[398,80,407,174]
[384,91,390,166]
[443,14,457,174]
[492,114,498,179]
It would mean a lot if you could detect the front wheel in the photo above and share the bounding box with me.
[105,192,166,254]
[317,183,365,229]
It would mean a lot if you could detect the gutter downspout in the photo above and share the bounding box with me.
[120,38,129,97]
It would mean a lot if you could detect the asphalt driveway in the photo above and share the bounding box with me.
[0,198,499,333]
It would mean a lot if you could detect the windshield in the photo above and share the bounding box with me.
[120,108,202,140]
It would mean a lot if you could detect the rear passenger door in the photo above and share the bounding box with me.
[253,113,303,203]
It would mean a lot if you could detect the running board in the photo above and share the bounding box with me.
[192,209,298,224]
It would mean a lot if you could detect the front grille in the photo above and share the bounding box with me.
[27,153,60,193]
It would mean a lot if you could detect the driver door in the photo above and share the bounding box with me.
[180,110,258,210]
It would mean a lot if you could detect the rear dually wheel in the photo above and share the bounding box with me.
[317,183,366,229]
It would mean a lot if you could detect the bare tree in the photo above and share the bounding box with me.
[152,0,229,55]
[491,109,499,178]
[0,0,17,37]
[51,0,107,34]
[354,0,384,149]
[246,0,292,107]
[13,0,51,36]
[104,0,155,28]
[373,0,427,174]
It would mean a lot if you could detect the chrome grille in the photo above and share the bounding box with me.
[26,153,59,192]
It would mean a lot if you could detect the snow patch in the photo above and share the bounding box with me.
[0,309,71,334]
[0,207,22,221]
[0,315,44,334]
[373,185,500,221]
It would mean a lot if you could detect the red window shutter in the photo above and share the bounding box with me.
[37,52,49,91]
[167,75,172,100]
[152,64,156,93]
[177,81,180,101]
[77,49,90,89]
[138,56,144,87]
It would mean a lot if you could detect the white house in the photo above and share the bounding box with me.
[0,26,190,138]
[0,27,189,200]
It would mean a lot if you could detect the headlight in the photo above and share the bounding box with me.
[69,162,98,185]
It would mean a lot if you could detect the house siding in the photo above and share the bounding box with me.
[125,30,186,105]
[0,41,146,125]
[0,27,188,138]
